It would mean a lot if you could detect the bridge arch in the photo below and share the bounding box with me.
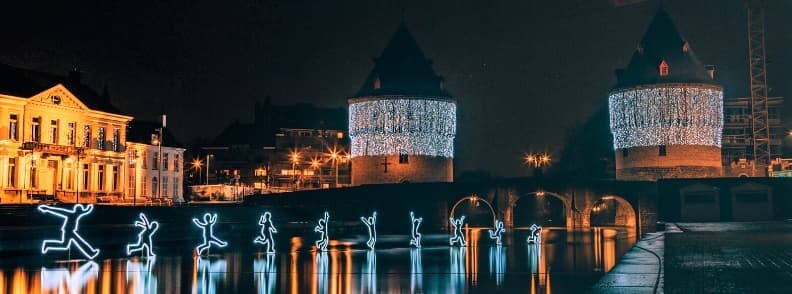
[449,194,497,228]
[508,190,573,229]
[587,195,636,228]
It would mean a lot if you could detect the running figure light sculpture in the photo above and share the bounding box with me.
[127,213,160,258]
[314,211,330,251]
[409,212,423,248]
[449,216,467,247]
[254,211,278,254]
[39,204,100,259]
[488,219,505,246]
[193,213,227,255]
[360,212,377,249]
[527,224,542,244]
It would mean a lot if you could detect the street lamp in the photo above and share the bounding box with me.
[524,152,551,176]
[192,158,203,185]
[327,146,343,187]
[310,157,321,188]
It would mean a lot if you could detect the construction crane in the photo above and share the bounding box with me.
[746,1,772,175]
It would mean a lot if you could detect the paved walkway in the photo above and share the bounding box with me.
[664,222,792,294]
[592,231,665,294]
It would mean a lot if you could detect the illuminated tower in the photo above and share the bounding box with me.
[348,22,456,185]
[609,9,723,180]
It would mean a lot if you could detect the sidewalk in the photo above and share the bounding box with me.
[592,230,665,294]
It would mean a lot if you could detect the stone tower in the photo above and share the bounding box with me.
[609,9,723,180]
[348,22,456,185]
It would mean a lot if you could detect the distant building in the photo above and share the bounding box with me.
[722,96,784,176]
[125,119,185,203]
[202,98,348,192]
[0,64,133,203]
[348,21,456,185]
[609,9,723,180]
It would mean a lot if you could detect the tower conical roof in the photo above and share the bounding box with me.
[353,22,451,98]
[613,8,718,89]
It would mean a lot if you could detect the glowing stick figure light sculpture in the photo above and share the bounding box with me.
[488,219,505,246]
[38,204,100,259]
[314,211,330,251]
[527,224,542,244]
[127,213,159,258]
[254,211,278,254]
[360,212,377,249]
[193,213,227,255]
[409,212,423,248]
[449,216,467,247]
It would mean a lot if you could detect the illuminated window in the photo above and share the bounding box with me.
[7,158,15,187]
[83,125,91,148]
[162,176,169,197]
[255,169,267,177]
[152,152,158,170]
[112,166,119,191]
[98,165,105,191]
[31,117,41,142]
[97,127,106,150]
[142,176,147,196]
[151,177,158,198]
[336,132,344,139]
[9,114,17,141]
[82,164,89,190]
[112,129,120,151]
[30,164,36,188]
[303,169,314,176]
[399,150,409,164]
[49,120,58,144]
[659,60,669,76]
[141,151,147,169]
[67,122,76,146]
[163,153,169,170]
[659,145,667,156]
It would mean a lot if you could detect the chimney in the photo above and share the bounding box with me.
[705,65,716,79]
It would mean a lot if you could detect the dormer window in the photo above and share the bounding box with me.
[659,60,669,77]
[682,42,690,52]
[373,76,381,89]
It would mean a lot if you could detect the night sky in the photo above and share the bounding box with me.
[1,0,790,177]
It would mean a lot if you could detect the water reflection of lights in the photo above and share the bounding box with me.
[360,250,377,293]
[40,261,98,293]
[192,256,227,294]
[315,251,329,293]
[488,246,506,286]
[449,247,466,293]
[126,257,157,294]
[253,254,277,294]
[410,248,423,292]
[593,228,617,273]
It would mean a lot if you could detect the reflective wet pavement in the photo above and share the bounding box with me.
[0,228,636,293]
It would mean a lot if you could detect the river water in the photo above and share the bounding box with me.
[0,227,635,293]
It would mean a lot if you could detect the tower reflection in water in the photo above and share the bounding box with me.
[192,256,227,294]
[253,254,277,294]
[488,246,506,286]
[126,257,157,294]
[410,248,422,293]
[40,261,98,294]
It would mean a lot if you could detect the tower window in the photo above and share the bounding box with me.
[399,149,409,164]
[373,77,381,89]
[659,145,667,156]
[622,148,629,158]
[659,60,669,76]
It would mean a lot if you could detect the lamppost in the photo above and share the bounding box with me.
[327,147,343,187]
[310,157,321,188]
[290,151,300,191]
[192,158,203,185]
[524,152,551,176]
[206,154,213,185]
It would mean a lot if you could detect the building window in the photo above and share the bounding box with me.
[31,117,41,142]
[97,127,106,150]
[112,128,120,151]
[174,154,180,172]
[7,158,15,187]
[162,176,169,197]
[9,114,17,141]
[142,151,147,169]
[163,153,169,171]
[659,145,667,156]
[174,178,179,198]
[82,164,89,190]
[373,76,381,89]
[49,120,58,144]
[67,122,76,146]
[622,148,629,158]
[659,60,669,77]
[152,177,158,198]
[152,152,158,170]
[399,150,409,164]
[65,162,72,190]
[83,125,91,148]
[142,176,147,197]
[97,165,105,191]
[30,164,36,188]
[112,166,119,191]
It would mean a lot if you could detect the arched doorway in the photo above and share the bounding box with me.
[449,195,497,228]
[589,195,636,228]
[512,191,568,228]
